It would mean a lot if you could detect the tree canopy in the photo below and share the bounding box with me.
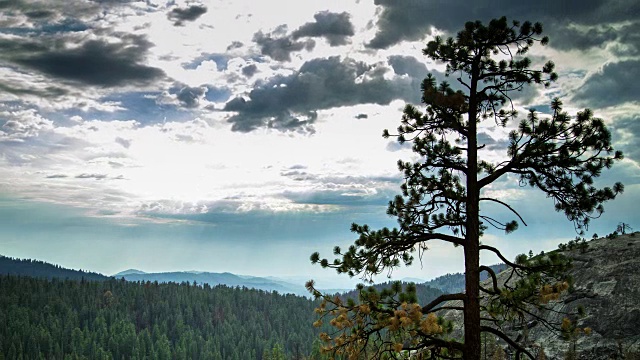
[0,275,330,360]
[309,17,623,360]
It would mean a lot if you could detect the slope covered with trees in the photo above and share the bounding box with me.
[0,275,328,359]
[0,255,108,281]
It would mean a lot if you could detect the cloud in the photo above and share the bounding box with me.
[355,113,368,119]
[115,137,131,148]
[75,173,108,180]
[46,174,68,179]
[167,5,207,26]
[282,189,392,207]
[572,60,640,107]
[223,56,420,132]
[154,85,210,109]
[13,35,165,87]
[253,27,316,62]
[24,9,56,20]
[550,25,618,51]
[241,64,258,77]
[183,53,230,71]
[367,0,640,49]
[610,22,640,57]
[226,41,244,51]
[176,86,207,108]
[388,55,428,78]
[0,109,54,140]
[250,23,324,62]
[291,11,355,46]
[612,116,640,164]
[385,140,411,152]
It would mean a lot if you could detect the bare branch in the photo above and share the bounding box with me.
[480,197,528,226]
[422,293,466,314]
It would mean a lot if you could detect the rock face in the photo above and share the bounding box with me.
[552,232,640,359]
[442,232,640,359]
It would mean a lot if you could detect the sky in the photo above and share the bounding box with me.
[0,0,638,289]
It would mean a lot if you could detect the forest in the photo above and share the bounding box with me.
[0,254,451,359]
[0,275,330,360]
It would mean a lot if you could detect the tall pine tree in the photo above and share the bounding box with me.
[309,17,623,360]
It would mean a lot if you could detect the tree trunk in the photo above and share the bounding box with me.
[464,56,482,360]
[464,216,481,360]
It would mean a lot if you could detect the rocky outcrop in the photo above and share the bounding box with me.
[441,232,640,359]
[551,232,640,359]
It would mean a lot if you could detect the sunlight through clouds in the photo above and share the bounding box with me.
[0,0,637,279]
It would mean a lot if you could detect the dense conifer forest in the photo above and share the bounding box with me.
[0,275,329,359]
[0,255,447,359]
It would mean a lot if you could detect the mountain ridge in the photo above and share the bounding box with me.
[0,254,108,281]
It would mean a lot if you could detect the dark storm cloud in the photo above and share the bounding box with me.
[572,60,640,107]
[388,55,428,78]
[0,37,48,53]
[0,0,110,26]
[24,9,55,19]
[291,11,355,46]
[13,35,164,87]
[550,26,618,51]
[611,22,640,57]
[253,29,315,62]
[367,0,640,49]
[167,5,207,26]
[223,56,420,132]
[242,64,258,77]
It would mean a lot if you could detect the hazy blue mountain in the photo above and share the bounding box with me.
[0,254,108,281]
[114,271,308,296]
[2,252,506,298]
[112,269,147,276]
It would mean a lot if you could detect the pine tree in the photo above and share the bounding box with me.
[309,17,623,360]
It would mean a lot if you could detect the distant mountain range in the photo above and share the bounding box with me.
[113,269,310,296]
[0,253,507,297]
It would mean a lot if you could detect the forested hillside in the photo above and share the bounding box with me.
[0,255,108,281]
[0,275,328,359]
